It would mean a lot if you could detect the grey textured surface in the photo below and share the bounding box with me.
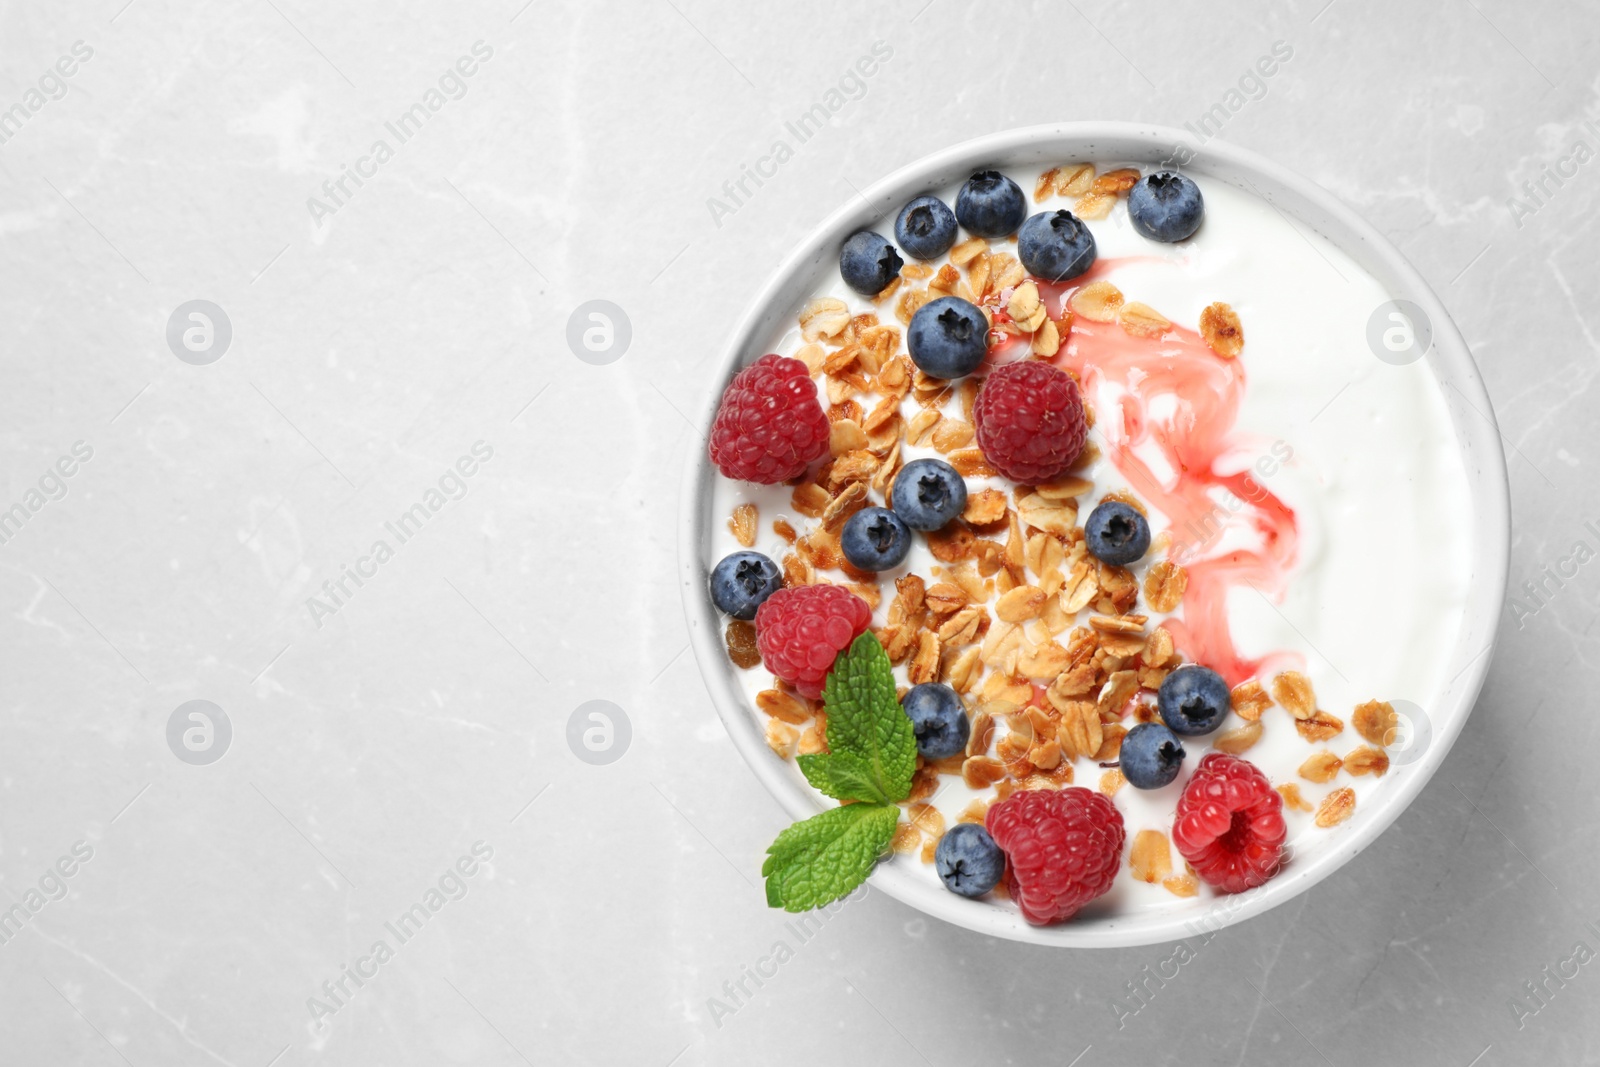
[0,1,1594,1064]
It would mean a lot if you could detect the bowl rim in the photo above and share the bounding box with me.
[677,121,1511,948]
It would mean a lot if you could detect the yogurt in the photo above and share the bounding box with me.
[708,166,1473,916]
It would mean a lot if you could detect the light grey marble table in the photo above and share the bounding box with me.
[0,0,1595,1063]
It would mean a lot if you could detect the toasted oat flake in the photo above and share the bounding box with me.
[995,585,1047,622]
[1014,491,1078,537]
[1119,301,1172,339]
[1097,669,1139,719]
[1074,191,1115,220]
[908,802,945,840]
[1028,739,1063,771]
[1343,746,1390,777]
[1007,281,1047,332]
[821,481,869,531]
[1057,163,1096,197]
[1298,751,1342,783]
[957,799,990,825]
[1096,724,1126,761]
[1314,787,1356,828]
[1099,768,1126,796]
[989,252,1025,294]
[797,725,826,755]
[1068,280,1125,322]
[1352,700,1400,747]
[1143,626,1175,667]
[1130,829,1173,883]
[908,631,941,684]
[950,236,987,267]
[1213,721,1263,755]
[1092,167,1141,195]
[1230,680,1272,722]
[1031,317,1061,356]
[1277,783,1314,813]
[966,707,996,757]
[1143,560,1188,613]
[1035,475,1095,501]
[729,503,758,547]
[791,483,830,519]
[1162,872,1200,898]
[962,755,1006,789]
[1056,700,1103,761]
[1295,710,1345,743]
[948,449,998,478]
[756,688,810,724]
[1272,671,1317,721]
[1090,613,1147,636]
[829,419,868,457]
[1199,301,1244,358]
[891,822,921,854]
[799,297,851,342]
[931,418,976,453]
[765,718,798,757]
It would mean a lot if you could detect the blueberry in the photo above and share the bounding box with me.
[1119,722,1186,789]
[935,822,1004,898]
[841,507,911,572]
[954,170,1027,238]
[1157,665,1231,736]
[1018,210,1097,282]
[839,231,903,296]
[901,683,970,760]
[907,296,988,379]
[890,458,966,532]
[709,550,782,620]
[1084,501,1151,566]
[1127,172,1204,243]
[894,195,958,260]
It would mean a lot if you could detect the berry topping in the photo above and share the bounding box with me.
[889,458,967,532]
[754,585,872,700]
[907,295,989,379]
[709,550,782,620]
[955,170,1027,238]
[1018,209,1097,282]
[1157,665,1231,736]
[971,361,1087,483]
[708,354,830,484]
[839,231,903,296]
[1083,500,1151,566]
[841,506,911,572]
[935,823,1004,898]
[1119,722,1186,789]
[900,682,969,760]
[894,195,958,260]
[985,787,1125,925]
[1128,171,1205,243]
[1172,752,1287,893]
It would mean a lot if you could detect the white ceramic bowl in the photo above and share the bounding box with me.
[679,123,1510,947]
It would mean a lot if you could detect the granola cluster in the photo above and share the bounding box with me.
[722,162,1403,898]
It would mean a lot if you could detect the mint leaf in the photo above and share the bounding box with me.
[762,802,899,911]
[820,633,917,803]
[796,752,889,804]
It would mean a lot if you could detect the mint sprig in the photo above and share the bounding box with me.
[762,633,918,912]
[762,802,900,910]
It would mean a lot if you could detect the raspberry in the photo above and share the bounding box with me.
[985,787,1124,925]
[972,360,1087,483]
[709,354,830,484]
[1172,753,1287,894]
[753,585,872,700]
